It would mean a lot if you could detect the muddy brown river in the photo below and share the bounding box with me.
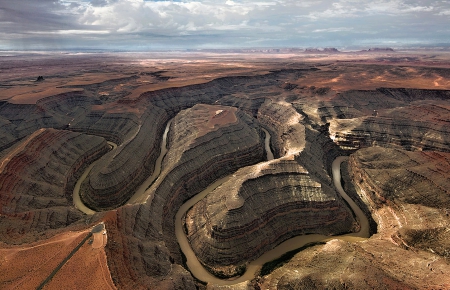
[73,122,369,286]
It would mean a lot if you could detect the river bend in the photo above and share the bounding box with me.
[72,121,369,286]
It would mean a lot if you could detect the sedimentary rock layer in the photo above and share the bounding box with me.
[104,104,265,288]
[325,89,450,152]
[349,147,450,210]
[348,147,450,259]
[185,159,356,276]
[0,128,108,243]
[259,238,450,289]
[154,104,265,258]
[259,147,450,289]
[79,104,169,210]
[257,99,305,157]
[102,210,197,289]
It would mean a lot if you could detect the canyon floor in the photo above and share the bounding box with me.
[0,49,449,289]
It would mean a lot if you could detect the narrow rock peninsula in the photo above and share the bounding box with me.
[0,128,109,243]
[185,159,356,277]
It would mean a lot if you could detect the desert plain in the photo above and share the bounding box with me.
[0,48,450,289]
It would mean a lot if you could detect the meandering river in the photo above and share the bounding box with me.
[73,121,369,286]
[72,119,172,214]
[174,134,370,285]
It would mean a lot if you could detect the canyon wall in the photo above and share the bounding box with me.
[0,128,109,243]
[79,104,170,210]
[185,159,356,277]
[104,104,266,288]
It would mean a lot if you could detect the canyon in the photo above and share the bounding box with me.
[0,50,449,289]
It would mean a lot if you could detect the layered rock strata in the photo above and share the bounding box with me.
[104,104,265,288]
[70,111,139,145]
[1,62,449,289]
[0,128,109,243]
[257,99,305,158]
[259,146,450,289]
[185,159,356,277]
[79,104,169,210]
[326,89,450,152]
[350,147,450,210]
[102,210,197,289]
[153,104,265,258]
[348,147,450,245]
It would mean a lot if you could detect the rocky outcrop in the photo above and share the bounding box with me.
[259,238,450,289]
[69,110,139,144]
[103,104,265,288]
[79,104,169,210]
[1,58,449,289]
[327,89,450,151]
[0,128,109,244]
[349,147,450,210]
[185,159,356,277]
[348,147,450,258]
[102,210,197,289]
[257,99,305,158]
[154,105,265,256]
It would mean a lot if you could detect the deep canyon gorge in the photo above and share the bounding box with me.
[0,50,450,289]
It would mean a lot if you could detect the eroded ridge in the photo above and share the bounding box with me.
[0,128,108,243]
[1,55,450,289]
[79,103,170,210]
[326,88,450,152]
[349,147,450,242]
[259,149,450,289]
[185,159,356,277]
[104,104,265,288]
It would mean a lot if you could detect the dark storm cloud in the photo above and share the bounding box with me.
[0,0,77,32]
[0,0,449,50]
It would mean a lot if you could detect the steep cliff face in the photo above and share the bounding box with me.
[79,104,170,210]
[0,128,109,243]
[153,104,265,258]
[104,104,265,288]
[349,147,450,243]
[185,159,356,277]
[70,111,140,145]
[259,147,450,290]
[103,210,197,290]
[327,89,450,152]
[1,59,449,289]
[257,99,305,158]
[350,147,450,210]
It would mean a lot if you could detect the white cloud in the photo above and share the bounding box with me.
[0,0,449,49]
[313,27,354,33]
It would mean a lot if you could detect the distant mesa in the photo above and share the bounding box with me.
[304,47,340,53]
[36,75,44,82]
[363,47,395,52]
[323,47,339,52]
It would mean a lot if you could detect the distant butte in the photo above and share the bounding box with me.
[304,47,340,53]
[365,47,395,52]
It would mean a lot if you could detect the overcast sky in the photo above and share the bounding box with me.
[0,0,449,50]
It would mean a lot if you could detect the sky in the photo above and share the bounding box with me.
[0,0,449,50]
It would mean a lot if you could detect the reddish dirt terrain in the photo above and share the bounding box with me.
[0,227,115,290]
